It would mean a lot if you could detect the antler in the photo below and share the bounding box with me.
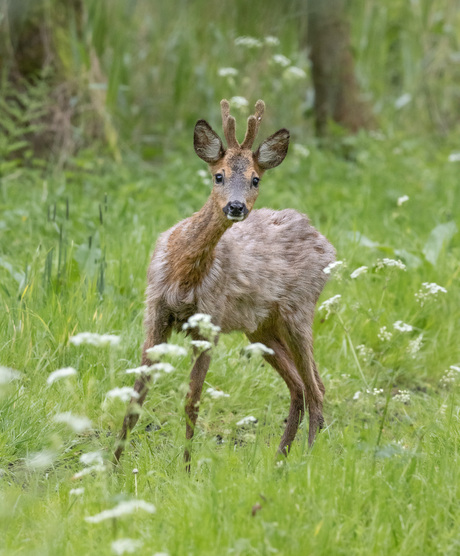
[241,100,265,150]
[220,99,239,149]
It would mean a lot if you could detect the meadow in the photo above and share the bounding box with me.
[1,1,460,554]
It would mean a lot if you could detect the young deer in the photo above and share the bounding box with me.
[114,99,335,465]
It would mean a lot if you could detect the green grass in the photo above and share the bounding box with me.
[1,129,459,555]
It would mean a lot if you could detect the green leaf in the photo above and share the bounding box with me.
[423,222,458,265]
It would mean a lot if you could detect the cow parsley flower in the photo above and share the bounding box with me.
[234,36,262,48]
[0,366,21,384]
[230,96,249,109]
[206,387,230,399]
[393,320,413,332]
[283,66,307,80]
[448,152,460,162]
[407,334,423,358]
[350,266,368,279]
[183,313,221,338]
[356,344,374,362]
[439,365,459,387]
[53,412,92,433]
[146,344,187,360]
[111,539,143,555]
[85,500,155,523]
[397,195,409,206]
[70,332,120,348]
[292,143,310,158]
[378,326,393,341]
[47,367,77,385]
[80,451,104,466]
[218,67,238,77]
[243,343,275,356]
[265,35,280,46]
[72,464,106,479]
[272,54,291,67]
[106,387,139,402]
[319,294,341,319]
[415,282,447,306]
[125,365,152,375]
[236,416,258,426]
[191,340,212,352]
[393,390,411,403]
[26,450,55,469]
[70,487,85,496]
[323,260,344,275]
[375,258,406,271]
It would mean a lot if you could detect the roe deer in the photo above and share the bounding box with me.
[114,99,335,465]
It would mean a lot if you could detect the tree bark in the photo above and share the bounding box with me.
[307,0,374,136]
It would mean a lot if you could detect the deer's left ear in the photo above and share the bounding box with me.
[254,129,290,169]
[194,120,225,163]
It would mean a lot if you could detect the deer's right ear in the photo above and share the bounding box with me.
[194,120,225,163]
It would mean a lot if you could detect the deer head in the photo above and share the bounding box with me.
[194,99,290,222]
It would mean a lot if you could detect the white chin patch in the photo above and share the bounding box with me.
[227,214,245,222]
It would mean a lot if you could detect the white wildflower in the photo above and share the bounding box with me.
[80,451,104,466]
[236,416,258,426]
[191,340,212,351]
[72,464,106,479]
[378,326,393,342]
[218,67,238,77]
[47,367,77,385]
[439,366,459,387]
[234,36,262,48]
[448,152,460,162]
[85,500,155,524]
[356,344,374,362]
[0,366,21,384]
[407,334,423,358]
[106,387,139,402]
[197,169,208,178]
[292,143,310,158]
[370,388,384,396]
[125,365,153,375]
[53,412,92,433]
[393,320,413,332]
[397,195,409,206]
[265,35,280,45]
[393,390,411,403]
[450,365,460,372]
[375,258,406,271]
[69,332,120,348]
[111,539,143,556]
[183,313,221,338]
[283,66,307,80]
[394,93,412,109]
[230,96,249,109]
[319,294,341,319]
[146,344,187,360]
[353,391,361,401]
[26,450,55,469]
[415,282,447,306]
[272,54,291,67]
[70,487,84,496]
[206,387,230,399]
[350,266,368,279]
[243,343,275,356]
[322,260,344,275]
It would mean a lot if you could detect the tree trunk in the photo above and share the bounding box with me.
[307,0,374,136]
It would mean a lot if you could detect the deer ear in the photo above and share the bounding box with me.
[194,120,225,163]
[254,129,290,169]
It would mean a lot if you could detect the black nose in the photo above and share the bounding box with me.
[224,201,247,216]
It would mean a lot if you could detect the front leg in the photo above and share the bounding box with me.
[184,347,211,471]
[113,322,170,464]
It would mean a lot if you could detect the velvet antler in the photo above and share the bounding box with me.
[220,99,239,149]
[241,100,265,150]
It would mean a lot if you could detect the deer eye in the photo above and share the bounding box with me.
[252,177,260,187]
[215,173,224,184]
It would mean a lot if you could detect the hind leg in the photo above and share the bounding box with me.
[281,321,325,447]
[247,332,306,455]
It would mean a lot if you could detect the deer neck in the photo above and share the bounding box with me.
[166,197,231,289]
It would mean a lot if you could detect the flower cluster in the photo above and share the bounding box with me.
[234,36,262,48]
[47,367,77,385]
[439,365,460,387]
[106,387,139,403]
[236,415,258,426]
[69,332,120,348]
[393,320,413,332]
[0,366,21,384]
[356,344,374,362]
[183,313,220,339]
[378,326,393,342]
[319,294,341,319]
[206,387,230,399]
[407,334,424,358]
[350,266,368,279]
[393,390,411,403]
[85,499,156,523]
[243,343,274,357]
[146,344,187,360]
[375,258,406,271]
[415,282,447,306]
[53,412,92,433]
[322,260,344,275]
[218,67,238,77]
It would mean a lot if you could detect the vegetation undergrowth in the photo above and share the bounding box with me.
[1,128,459,555]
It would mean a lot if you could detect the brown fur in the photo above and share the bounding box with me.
[114,100,335,466]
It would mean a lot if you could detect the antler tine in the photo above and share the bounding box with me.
[241,99,265,150]
[220,99,239,149]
